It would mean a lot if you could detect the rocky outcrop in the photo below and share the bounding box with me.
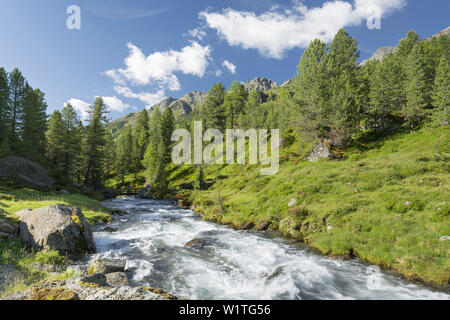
[0,156,53,191]
[360,46,397,66]
[305,143,336,162]
[425,26,450,40]
[244,77,278,92]
[17,205,96,258]
[360,26,450,66]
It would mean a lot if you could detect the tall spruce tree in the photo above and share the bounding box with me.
[404,43,428,133]
[134,109,150,162]
[61,103,81,176]
[21,86,48,159]
[115,126,134,186]
[46,110,65,166]
[144,107,162,185]
[431,55,449,126]
[82,97,108,189]
[0,67,10,155]
[224,81,248,129]
[203,82,226,131]
[8,68,27,152]
[292,38,329,142]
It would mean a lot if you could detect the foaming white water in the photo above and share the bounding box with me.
[91,197,449,300]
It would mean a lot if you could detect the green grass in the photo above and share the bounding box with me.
[0,185,112,224]
[170,125,450,288]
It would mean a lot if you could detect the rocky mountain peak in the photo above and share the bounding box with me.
[244,77,278,92]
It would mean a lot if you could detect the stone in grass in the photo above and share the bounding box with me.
[288,198,297,207]
[91,259,126,274]
[439,236,450,241]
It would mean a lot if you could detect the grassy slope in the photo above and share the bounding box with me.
[0,185,112,295]
[170,126,450,288]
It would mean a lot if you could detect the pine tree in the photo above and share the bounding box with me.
[396,31,420,59]
[21,86,48,159]
[46,111,65,166]
[0,67,10,147]
[104,130,116,178]
[159,107,175,164]
[224,81,248,129]
[134,109,150,161]
[73,120,85,185]
[404,44,428,133]
[115,126,134,186]
[431,55,449,126]
[369,55,404,127]
[292,38,329,142]
[82,97,108,189]
[144,107,162,185]
[60,103,81,176]
[8,68,27,152]
[203,83,226,131]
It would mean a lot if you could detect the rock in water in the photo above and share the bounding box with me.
[91,259,126,274]
[106,272,129,287]
[0,156,53,191]
[18,205,96,258]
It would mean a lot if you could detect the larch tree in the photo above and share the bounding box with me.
[431,55,449,126]
[404,43,428,133]
[82,97,108,189]
[21,86,48,159]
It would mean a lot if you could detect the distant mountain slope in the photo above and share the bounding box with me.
[360,26,449,66]
[108,77,280,137]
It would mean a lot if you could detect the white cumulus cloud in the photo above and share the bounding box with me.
[67,96,132,120]
[200,0,406,59]
[67,98,91,120]
[222,60,237,74]
[114,86,166,108]
[106,41,212,89]
[102,96,130,113]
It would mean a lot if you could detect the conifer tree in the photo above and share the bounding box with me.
[0,67,10,153]
[8,68,27,151]
[292,38,329,142]
[82,97,108,189]
[404,44,428,133]
[21,86,48,159]
[431,55,449,126]
[144,107,162,185]
[46,111,65,166]
[203,83,226,131]
[134,109,150,160]
[115,126,134,186]
[224,81,248,129]
[60,103,81,176]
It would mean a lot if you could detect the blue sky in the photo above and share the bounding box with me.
[0,0,449,121]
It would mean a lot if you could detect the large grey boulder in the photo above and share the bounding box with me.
[18,205,96,258]
[0,156,53,190]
